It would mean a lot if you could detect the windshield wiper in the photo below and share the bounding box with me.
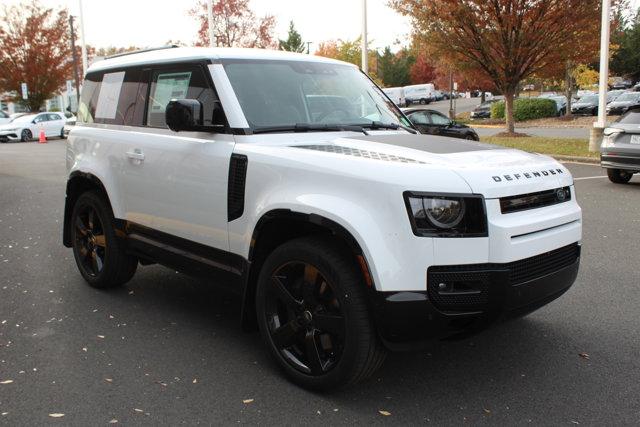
[252,123,369,135]
[360,121,418,134]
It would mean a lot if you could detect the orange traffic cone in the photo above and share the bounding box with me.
[38,129,46,143]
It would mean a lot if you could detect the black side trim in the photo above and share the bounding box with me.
[227,154,248,221]
[125,222,248,294]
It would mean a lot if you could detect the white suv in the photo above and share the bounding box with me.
[64,47,582,390]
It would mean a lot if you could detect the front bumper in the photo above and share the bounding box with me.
[0,131,20,142]
[369,243,580,350]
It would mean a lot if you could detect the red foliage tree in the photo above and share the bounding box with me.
[0,1,72,111]
[409,52,436,84]
[392,0,606,133]
[191,0,276,49]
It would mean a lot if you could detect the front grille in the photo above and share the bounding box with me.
[427,243,580,311]
[500,186,571,214]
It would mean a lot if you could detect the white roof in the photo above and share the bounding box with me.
[88,47,354,73]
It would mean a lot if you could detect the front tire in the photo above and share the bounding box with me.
[70,191,137,288]
[20,129,32,142]
[607,168,633,184]
[256,237,386,390]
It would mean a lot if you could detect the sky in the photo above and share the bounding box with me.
[6,0,412,51]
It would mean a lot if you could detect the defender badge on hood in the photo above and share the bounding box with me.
[492,168,565,182]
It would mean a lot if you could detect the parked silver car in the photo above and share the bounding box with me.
[600,108,640,183]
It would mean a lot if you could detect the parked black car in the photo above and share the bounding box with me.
[607,92,640,115]
[571,94,599,115]
[403,108,479,140]
[470,100,497,119]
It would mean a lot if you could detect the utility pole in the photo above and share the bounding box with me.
[590,0,611,152]
[69,15,81,109]
[207,0,215,47]
[78,0,88,76]
[448,70,455,119]
[361,0,368,73]
[306,41,312,54]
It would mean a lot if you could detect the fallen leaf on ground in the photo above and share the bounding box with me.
[579,353,590,360]
[243,399,254,404]
[1,412,8,416]
[484,409,491,414]
[105,378,113,383]
[48,413,65,418]
[192,379,197,384]
[97,335,105,339]
[156,381,167,387]
[0,380,13,384]
[134,409,143,413]
[379,410,391,416]
[109,419,118,424]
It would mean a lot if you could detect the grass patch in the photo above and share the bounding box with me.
[481,136,597,158]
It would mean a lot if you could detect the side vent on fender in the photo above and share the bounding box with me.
[228,154,248,221]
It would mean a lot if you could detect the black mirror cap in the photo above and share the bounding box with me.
[166,99,203,132]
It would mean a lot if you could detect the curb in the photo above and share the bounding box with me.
[552,155,600,164]
[469,124,505,128]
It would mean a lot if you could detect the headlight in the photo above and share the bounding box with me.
[404,192,487,237]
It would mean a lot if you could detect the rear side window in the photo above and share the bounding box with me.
[78,69,142,126]
[146,66,217,128]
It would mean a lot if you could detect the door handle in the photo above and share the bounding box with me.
[126,149,145,161]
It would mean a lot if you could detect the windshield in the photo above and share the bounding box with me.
[579,95,598,104]
[615,93,640,102]
[222,59,410,131]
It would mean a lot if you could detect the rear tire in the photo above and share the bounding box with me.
[70,191,137,288]
[256,237,386,390]
[60,128,66,139]
[607,168,633,184]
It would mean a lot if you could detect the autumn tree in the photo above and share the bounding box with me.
[279,21,306,53]
[191,0,276,48]
[315,37,382,83]
[409,52,436,84]
[0,1,72,111]
[392,0,605,134]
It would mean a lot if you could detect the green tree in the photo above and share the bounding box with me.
[611,8,640,81]
[279,21,306,53]
[377,47,415,87]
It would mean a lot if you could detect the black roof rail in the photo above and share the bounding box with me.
[106,45,180,60]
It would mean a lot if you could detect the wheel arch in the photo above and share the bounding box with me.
[63,171,117,247]
[240,209,374,331]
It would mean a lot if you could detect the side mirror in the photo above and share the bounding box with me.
[166,99,203,132]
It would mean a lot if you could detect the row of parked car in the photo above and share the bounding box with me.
[0,110,75,142]
[469,88,640,120]
[382,84,480,107]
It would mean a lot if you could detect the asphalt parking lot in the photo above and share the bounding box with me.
[1,140,639,425]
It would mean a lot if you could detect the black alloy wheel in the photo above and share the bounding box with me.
[264,261,346,376]
[70,191,137,288]
[20,129,32,142]
[256,237,386,390]
[73,203,107,277]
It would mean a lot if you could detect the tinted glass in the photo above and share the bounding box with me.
[223,59,409,130]
[409,111,429,125]
[34,114,47,123]
[78,74,101,124]
[146,66,217,128]
[429,112,450,125]
[617,109,640,124]
[0,111,8,119]
[47,113,62,121]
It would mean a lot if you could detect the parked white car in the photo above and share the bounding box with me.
[382,87,405,107]
[403,83,435,105]
[0,112,67,142]
[64,47,582,390]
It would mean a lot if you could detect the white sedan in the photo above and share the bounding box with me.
[0,112,67,142]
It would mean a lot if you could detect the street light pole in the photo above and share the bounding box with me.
[361,0,368,73]
[590,0,611,152]
[207,0,215,47]
[68,16,81,109]
[78,0,88,77]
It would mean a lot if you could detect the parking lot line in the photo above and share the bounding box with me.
[574,175,607,181]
